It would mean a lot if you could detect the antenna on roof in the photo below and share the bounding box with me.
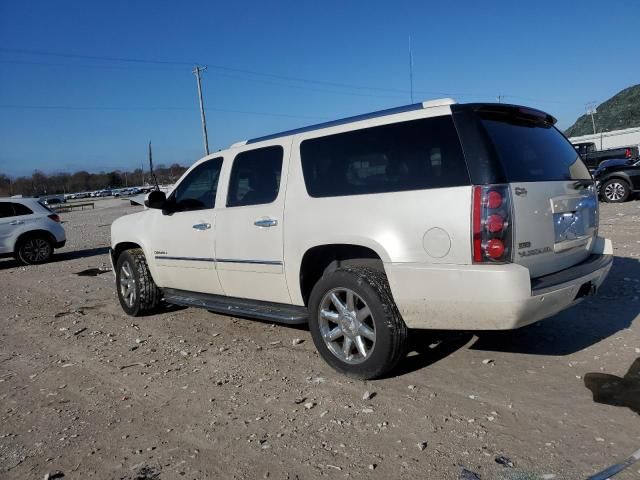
[409,35,414,103]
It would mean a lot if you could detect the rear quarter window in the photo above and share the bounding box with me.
[300,116,469,198]
[13,203,34,215]
[479,117,591,182]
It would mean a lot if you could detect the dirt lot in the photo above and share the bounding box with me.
[1,198,639,480]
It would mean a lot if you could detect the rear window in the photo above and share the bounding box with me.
[300,116,469,198]
[479,116,591,182]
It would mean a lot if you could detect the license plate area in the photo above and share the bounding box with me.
[552,194,597,252]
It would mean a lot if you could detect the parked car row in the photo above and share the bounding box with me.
[65,186,154,200]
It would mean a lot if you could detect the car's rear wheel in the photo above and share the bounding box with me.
[308,265,407,380]
[16,235,53,265]
[116,248,161,316]
[602,179,630,203]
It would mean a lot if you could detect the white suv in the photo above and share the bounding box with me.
[0,198,66,264]
[110,99,613,379]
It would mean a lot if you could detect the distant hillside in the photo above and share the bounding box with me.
[565,84,640,137]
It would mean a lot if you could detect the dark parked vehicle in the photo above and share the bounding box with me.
[593,158,640,202]
[574,142,639,170]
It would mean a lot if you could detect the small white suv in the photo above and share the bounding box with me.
[111,99,613,379]
[0,198,66,264]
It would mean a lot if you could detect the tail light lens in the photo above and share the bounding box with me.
[48,214,60,223]
[472,185,512,263]
[625,148,632,158]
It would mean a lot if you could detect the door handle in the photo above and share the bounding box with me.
[192,223,211,231]
[254,218,278,228]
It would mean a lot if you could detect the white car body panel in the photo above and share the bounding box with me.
[212,139,292,303]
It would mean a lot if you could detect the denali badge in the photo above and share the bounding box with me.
[518,246,552,257]
[154,250,167,255]
[518,242,531,249]
[515,187,528,197]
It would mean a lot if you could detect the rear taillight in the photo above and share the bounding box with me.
[625,148,632,158]
[48,214,60,223]
[472,185,512,263]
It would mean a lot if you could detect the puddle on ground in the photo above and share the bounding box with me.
[584,357,640,415]
[75,267,112,277]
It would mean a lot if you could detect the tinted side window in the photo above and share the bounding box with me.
[300,116,469,198]
[227,146,284,207]
[0,202,14,218]
[171,157,223,212]
[13,203,33,215]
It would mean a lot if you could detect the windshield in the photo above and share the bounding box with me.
[479,116,592,182]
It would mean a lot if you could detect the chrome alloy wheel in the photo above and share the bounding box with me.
[22,238,51,263]
[119,261,137,308]
[318,288,376,364]
[604,181,626,201]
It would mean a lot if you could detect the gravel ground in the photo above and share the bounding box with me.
[1,198,639,480]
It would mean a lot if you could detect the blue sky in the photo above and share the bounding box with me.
[1,0,639,176]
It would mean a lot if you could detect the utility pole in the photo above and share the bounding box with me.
[586,101,598,135]
[497,95,504,103]
[193,65,210,155]
[409,36,414,103]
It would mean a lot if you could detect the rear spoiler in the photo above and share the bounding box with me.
[455,103,557,126]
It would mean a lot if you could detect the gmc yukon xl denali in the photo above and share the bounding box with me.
[110,99,613,379]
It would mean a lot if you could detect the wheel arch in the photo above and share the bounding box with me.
[112,241,143,263]
[602,174,632,186]
[297,243,386,306]
[14,229,56,253]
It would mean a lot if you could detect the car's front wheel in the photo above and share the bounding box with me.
[308,266,407,380]
[16,235,53,265]
[115,248,161,316]
[601,178,630,203]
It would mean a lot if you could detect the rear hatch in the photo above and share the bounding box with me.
[453,104,597,278]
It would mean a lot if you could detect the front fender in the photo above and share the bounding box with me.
[111,211,159,281]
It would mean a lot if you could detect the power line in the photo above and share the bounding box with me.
[0,59,410,100]
[0,59,186,71]
[0,47,194,66]
[0,47,411,94]
[0,47,596,107]
[0,47,504,99]
[0,104,328,120]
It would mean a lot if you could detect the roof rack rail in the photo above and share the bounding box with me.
[232,98,456,146]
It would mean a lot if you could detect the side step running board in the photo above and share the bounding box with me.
[162,288,308,325]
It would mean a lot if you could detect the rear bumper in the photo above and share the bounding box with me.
[386,237,613,330]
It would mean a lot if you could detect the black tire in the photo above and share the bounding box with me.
[115,248,161,316]
[15,235,53,265]
[308,265,408,380]
[601,178,630,203]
